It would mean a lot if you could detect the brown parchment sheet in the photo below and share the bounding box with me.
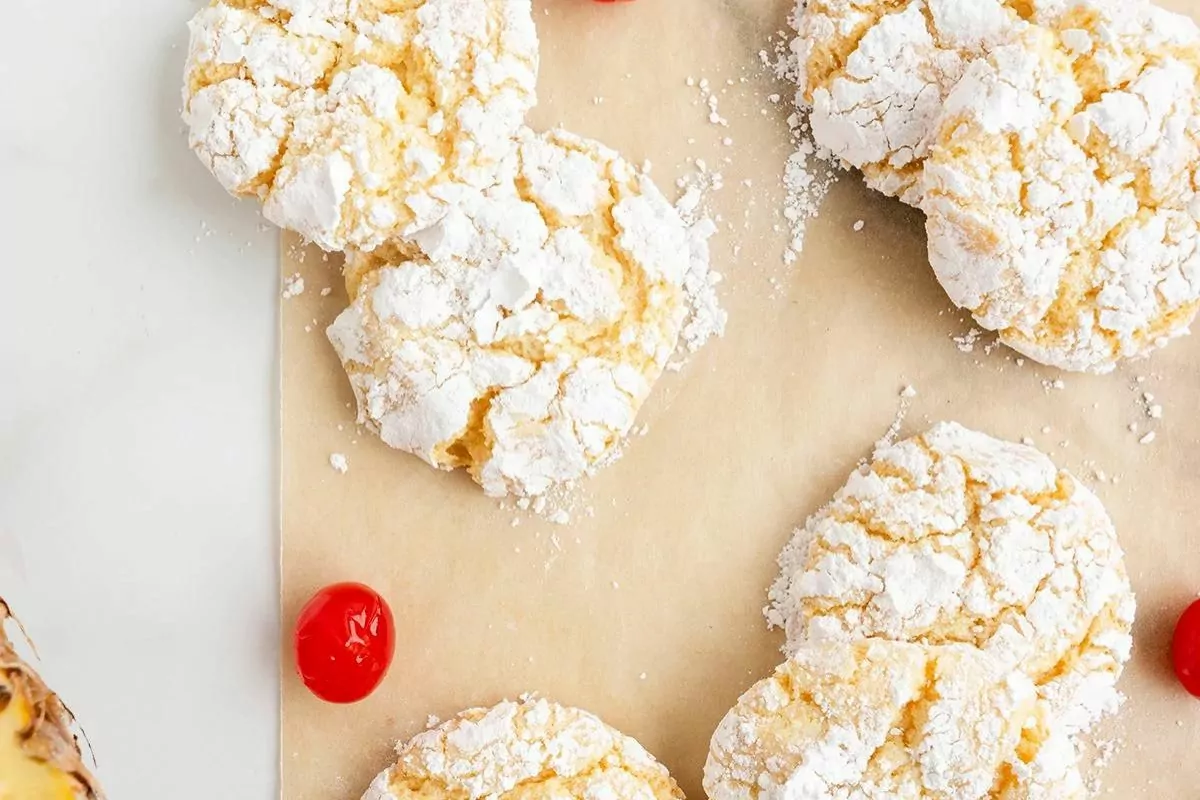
[282,1,1200,797]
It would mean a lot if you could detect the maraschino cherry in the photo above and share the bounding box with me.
[294,582,395,704]
[1172,598,1200,698]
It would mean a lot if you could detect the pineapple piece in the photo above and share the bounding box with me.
[0,599,103,800]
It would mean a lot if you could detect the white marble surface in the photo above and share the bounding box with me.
[0,1,278,796]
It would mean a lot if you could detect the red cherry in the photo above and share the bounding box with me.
[294,582,395,704]
[1173,598,1200,698]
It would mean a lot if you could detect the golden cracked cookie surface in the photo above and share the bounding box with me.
[795,0,1040,206]
[363,698,683,800]
[704,640,1084,800]
[922,2,1200,372]
[327,128,690,498]
[182,0,538,251]
[767,422,1134,738]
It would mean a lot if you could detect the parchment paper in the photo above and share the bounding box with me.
[282,1,1200,797]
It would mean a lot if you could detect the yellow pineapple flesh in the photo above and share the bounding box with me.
[0,599,103,800]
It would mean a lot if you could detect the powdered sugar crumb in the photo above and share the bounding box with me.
[955,328,983,353]
[876,384,918,452]
[282,273,305,299]
[671,172,728,362]
[774,22,840,266]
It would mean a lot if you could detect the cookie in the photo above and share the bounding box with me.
[363,697,683,800]
[795,0,1031,205]
[182,0,538,251]
[767,422,1134,737]
[704,639,1084,800]
[923,4,1200,371]
[327,128,690,498]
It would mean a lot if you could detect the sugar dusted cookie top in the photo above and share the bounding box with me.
[327,128,690,498]
[767,422,1134,737]
[795,0,1032,206]
[704,639,1084,800]
[922,3,1200,372]
[183,0,538,251]
[364,697,683,800]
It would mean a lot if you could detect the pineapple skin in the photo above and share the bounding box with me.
[0,599,104,800]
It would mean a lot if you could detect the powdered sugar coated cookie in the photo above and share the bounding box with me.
[923,5,1200,371]
[704,639,1084,800]
[767,422,1134,738]
[795,0,1031,205]
[364,697,683,800]
[183,0,538,251]
[327,129,690,498]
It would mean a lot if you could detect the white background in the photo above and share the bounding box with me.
[0,1,278,796]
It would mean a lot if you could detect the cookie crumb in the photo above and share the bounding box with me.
[282,273,305,299]
[954,328,983,353]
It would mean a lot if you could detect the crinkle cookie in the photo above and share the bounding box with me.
[327,128,690,498]
[182,0,538,251]
[363,697,684,800]
[923,4,1200,372]
[767,422,1134,737]
[795,0,1031,205]
[704,639,1085,800]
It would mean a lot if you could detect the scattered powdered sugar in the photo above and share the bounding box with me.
[676,216,725,355]
[671,173,728,363]
[954,327,984,353]
[282,273,305,299]
[769,14,841,266]
[329,453,349,473]
[875,384,918,452]
[1136,385,1165,422]
[1082,732,1124,797]
[780,129,839,265]
[687,76,731,128]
